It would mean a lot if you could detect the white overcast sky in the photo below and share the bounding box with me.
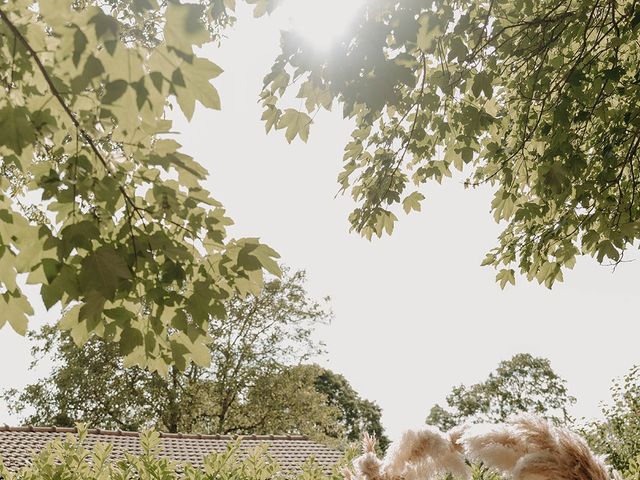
[1,1,639,441]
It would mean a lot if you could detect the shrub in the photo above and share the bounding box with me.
[583,365,640,475]
[0,425,352,480]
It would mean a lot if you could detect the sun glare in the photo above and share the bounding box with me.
[278,0,367,51]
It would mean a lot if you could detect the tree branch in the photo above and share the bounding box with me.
[0,8,144,258]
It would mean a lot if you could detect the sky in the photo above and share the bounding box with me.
[1,1,639,442]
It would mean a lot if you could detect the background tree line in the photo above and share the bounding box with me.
[4,268,389,451]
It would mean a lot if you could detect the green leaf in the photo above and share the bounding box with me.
[0,291,33,336]
[164,3,208,52]
[71,55,104,92]
[102,80,128,104]
[41,264,80,310]
[152,46,223,120]
[249,243,282,277]
[176,58,223,119]
[78,290,107,330]
[186,281,214,322]
[79,246,131,301]
[120,327,144,355]
[276,109,311,143]
[72,27,88,67]
[596,240,620,263]
[61,221,101,254]
[58,304,81,331]
[402,191,425,214]
[460,147,474,163]
[416,14,441,51]
[190,340,211,367]
[496,269,516,289]
[472,72,493,99]
[88,10,119,40]
[0,106,36,156]
[248,0,271,17]
[480,253,496,267]
[0,250,17,291]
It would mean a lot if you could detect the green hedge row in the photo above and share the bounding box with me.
[0,426,352,480]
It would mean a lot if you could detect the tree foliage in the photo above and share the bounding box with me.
[263,0,640,288]
[236,364,347,445]
[4,267,387,447]
[425,353,575,430]
[246,365,389,451]
[584,365,640,474]
[5,271,325,429]
[315,368,390,452]
[0,0,281,370]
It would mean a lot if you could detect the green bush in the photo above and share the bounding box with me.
[583,365,640,476]
[0,425,352,480]
[625,455,640,480]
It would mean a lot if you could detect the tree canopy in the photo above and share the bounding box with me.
[425,353,575,430]
[4,0,638,376]
[0,0,281,370]
[262,0,640,288]
[4,268,388,447]
[5,270,323,430]
[584,365,640,474]
[315,368,390,451]
[250,365,389,451]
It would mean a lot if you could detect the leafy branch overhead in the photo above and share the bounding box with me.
[262,0,640,288]
[0,0,280,371]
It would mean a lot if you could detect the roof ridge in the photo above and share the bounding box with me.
[0,425,309,441]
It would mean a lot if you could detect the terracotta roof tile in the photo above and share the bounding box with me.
[0,426,343,474]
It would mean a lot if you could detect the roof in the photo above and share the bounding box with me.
[0,426,343,474]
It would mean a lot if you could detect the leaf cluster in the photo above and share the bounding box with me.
[0,0,280,370]
[261,0,640,288]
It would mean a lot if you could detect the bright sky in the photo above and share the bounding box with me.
[1,2,639,441]
[280,0,367,50]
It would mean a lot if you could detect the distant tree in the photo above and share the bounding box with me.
[315,368,390,452]
[5,268,387,446]
[584,365,640,474]
[4,270,323,431]
[426,353,575,430]
[235,364,342,444]
[245,365,389,450]
[191,268,329,434]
